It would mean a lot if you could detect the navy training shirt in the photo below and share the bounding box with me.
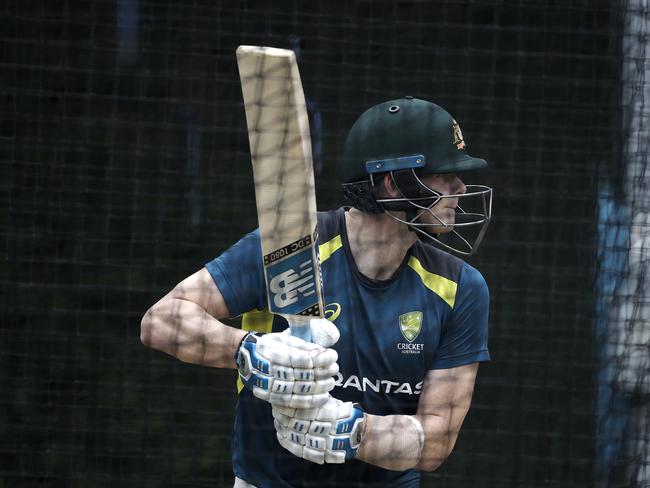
[206,208,490,487]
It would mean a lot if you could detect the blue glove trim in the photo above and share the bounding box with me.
[332,403,366,460]
[236,332,271,391]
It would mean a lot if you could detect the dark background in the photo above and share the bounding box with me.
[1,1,627,487]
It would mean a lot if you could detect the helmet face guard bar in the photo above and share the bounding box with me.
[372,168,493,256]
[376,184,492,256]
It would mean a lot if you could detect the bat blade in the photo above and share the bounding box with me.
[236,45,324,342]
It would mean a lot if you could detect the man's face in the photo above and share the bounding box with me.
[417,173,467,232]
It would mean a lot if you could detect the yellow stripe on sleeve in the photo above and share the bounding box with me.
[237,309,274,393]
[236,376,245,394]
[241,309,274,333]
[319,235,343,263]
[407,256,458,308]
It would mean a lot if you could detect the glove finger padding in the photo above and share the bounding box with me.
[272,397,366,464]
[314,362,339,379]
[260,389,330,409]
[237,332,338,408]
[257,334,323,370]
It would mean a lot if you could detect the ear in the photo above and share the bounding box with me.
[380,173,401,198]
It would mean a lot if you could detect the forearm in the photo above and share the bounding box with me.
[355,412,459,472]
[355,413,425,471]
[140,297,246,369]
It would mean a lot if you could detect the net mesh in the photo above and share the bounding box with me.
[2,1,649,487]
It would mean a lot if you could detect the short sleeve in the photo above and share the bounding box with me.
[205,229,267,317]
[429,262,490,370]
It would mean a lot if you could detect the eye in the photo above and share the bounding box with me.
[442,173,459,183]
[425,173,445,183]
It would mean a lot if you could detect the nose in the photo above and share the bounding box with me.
[452,175,467,195]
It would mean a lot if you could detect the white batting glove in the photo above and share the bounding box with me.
[299,317,340,348]
[272,397,367,465]
[236,319,340,409]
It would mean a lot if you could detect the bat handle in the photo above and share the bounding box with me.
[289,323,312,343]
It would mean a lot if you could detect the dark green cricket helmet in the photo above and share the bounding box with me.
[343,97,487,183]
[341,97,492,256]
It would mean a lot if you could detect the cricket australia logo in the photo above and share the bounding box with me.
[452,119,466,150]
[397,311,424,354]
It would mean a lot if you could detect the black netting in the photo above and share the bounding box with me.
[2,1,648,487]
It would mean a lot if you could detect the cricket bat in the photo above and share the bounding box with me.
[236,45,324,342]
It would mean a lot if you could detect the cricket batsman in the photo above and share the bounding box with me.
[141,97,493,487]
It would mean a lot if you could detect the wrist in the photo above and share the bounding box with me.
[356,413,374,458]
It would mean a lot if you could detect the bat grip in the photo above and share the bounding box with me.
[289,323,312,343]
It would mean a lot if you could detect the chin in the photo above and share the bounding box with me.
[435,224,455,234]
[418,208,456,232]
[427,212,455,231]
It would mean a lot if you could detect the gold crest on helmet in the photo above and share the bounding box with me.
[452,119,466,150]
